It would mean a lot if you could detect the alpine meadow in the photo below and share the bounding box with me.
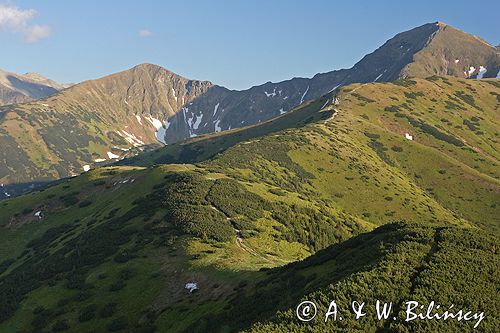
[0,3,498,333]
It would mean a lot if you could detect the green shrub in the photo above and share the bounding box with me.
[59,192,79,207]
[78,200,92,208]
[166,205,235,242]
[268,188,287,196]
[52,319,70,332]
[109,279,126,291]
[78,304,97,322]
[404,91,424,99]
[99,302,117,318]
[352,93,375,103]
[207,179,270,220]
[392,79,417,87]
[107,316,128,331]
[384,105,400,113]
[364,132,380,139]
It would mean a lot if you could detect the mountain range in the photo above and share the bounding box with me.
[0,18,498,332]
[0,22,499,192]
[0,69,70,106]
[0,73,498,332]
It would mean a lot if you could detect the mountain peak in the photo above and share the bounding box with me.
[400,21,500,78]
[132,63,166,71]
[23,72,49,80]
[121,63,198,83]
[0,69,66,105]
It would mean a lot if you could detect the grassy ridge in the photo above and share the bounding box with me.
[0,77,498,332]
[243,223,499,332]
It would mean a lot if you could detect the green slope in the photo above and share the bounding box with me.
[128,76,500,232]
[0,77,498,332]
[241,223,499,333]
[0,164,359,332]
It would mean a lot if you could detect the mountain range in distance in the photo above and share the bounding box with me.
[0,69,498,332]
[0,21,499,192]
[0,69,71,106]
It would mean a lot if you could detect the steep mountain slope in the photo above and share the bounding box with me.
[0,64,215,187]
[163,22,500,142]
[0,76,498,332]
[1,22,498,190]
[0,69,69,106]
[0,168,497,332]
[125,77,500,232]
[244,223,499,333]
[402,23,500,79]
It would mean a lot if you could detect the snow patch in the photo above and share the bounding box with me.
[279,108,286,115]
[135,115,142,125]
[113,146,130,152]
[41,103,49,107]
[34,211,43,219]
[193,113,203,130]
[405,133,413,141]
[185,283,198,293]
[156,124,167,144]
[497,70,500,79]
[374,69,387,82]
[107,152,120,159]
[83,165,90,172]
[476,66,487,79]
[118,130,144,147]
[264,87,277,97]
[145,115,167,144]
[300,86,309,104]
[454,59,460,64]
[145,115,163,130]
[94,158,106,163]
[172,88,177,102]
[468,66,476,77]
[328,84,341,93]
[1,184,11,198]
[213,103,220,116]
[214,120,222,132]
[320,99,330,109]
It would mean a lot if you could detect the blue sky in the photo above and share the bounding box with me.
[1,0,499,90]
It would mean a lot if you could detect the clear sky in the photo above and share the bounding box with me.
[1,0,499,90]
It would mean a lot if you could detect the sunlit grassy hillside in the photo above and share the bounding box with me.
[0,77,498,332]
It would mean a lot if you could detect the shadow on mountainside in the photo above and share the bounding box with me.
[117,93,336,167]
